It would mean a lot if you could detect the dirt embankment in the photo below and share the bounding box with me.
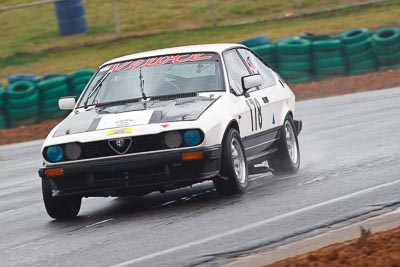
[0,68,399,146]
[268,226,400,267]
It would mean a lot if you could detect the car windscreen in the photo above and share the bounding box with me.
[78,52,224,107]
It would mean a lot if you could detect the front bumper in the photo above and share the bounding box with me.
[39,145,221,197]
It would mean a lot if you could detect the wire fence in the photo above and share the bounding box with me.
[0,0,391,58]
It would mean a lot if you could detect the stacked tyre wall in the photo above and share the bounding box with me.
[241,26,400,84]
[0,69,94,130]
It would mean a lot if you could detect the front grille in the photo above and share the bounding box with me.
[80,134,163,160]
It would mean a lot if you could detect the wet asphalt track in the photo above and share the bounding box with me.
[0,87,400,267]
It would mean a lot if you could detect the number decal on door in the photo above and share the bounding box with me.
[246,98,262,131]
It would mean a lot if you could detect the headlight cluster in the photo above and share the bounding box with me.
[164,129,203,148]
[44,143,82,163]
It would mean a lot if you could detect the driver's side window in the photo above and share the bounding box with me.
[223,50,251,95]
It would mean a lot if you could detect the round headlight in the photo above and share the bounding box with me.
[64,143,82,160]
[183,130,202,146]
[46,145,64,162]
[164,131,182,148]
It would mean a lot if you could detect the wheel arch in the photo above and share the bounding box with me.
[221,119,240,143]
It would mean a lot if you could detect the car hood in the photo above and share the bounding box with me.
[53,96,218,137]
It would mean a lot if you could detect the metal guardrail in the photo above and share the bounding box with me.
[0,0,64,12]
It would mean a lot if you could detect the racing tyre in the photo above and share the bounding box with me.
[214,128,248,196]
[371,27,400,46]
[269,116,300,175]
[42,179,81,219]
[340,28,369,44]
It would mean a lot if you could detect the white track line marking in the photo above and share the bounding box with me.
[85,218,113,228]
[109,178,400,267]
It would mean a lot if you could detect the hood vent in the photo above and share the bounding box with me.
[151,92,198,101]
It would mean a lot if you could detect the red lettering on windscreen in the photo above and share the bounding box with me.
[111,61,132,72]
[127,59,144,70]
[110,53,214,72]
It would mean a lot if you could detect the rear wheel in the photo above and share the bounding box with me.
[42,179,81,219]
[269,116,300,174]
[214,129,249,195]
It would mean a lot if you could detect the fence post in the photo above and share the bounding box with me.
[111,0,121,37]
[209,0,217,27]
[296,0,303,15]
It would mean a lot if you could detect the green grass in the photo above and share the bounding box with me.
[0,0,391,58]
[0,0,399,79]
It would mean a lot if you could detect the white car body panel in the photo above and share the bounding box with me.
[41,43,296,165]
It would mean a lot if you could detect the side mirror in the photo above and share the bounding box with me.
[241,74,262,93]
[59,96,77,110]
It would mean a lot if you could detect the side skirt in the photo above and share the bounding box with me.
[242,126,281,170]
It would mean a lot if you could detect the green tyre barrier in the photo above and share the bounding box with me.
[279,61,312,71]
[69,69,95,81]
[0,115,7,129]
[0,90,4,109]
[261,55,277,64]
[279,53,311,62]
[349,58,376,69]
[41,84,70,99]
[314,50,343,58]
[279,70,310,79]
[252,44,275,55]
[372,27,400,46]
[312,39,342,51]
[347,49,375,64]
[40,106,68,119]
[314,57,346,68]
[277,39,311,55]
[37,76,68,91]
[344,39,371,54]
[43,73,69,80]
[372,42,400,56]
[347,66,376,75]
[379,63,400,71]
[300,32,331,41]
[41,97,60,108]
[7,105,39,120]
[70,75,92,88]
[9,117,37,128]
[315,65,346,75]
[240,36,269,47]
[287,75,313,84]
[340,28,369,45]
[73,83,87,95]
[7,91,40,108]
[376,52,400,65]
[6,81,36,99]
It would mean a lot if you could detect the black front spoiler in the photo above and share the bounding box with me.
[38,145,221,197]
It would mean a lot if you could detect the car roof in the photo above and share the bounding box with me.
[101,43,245,67]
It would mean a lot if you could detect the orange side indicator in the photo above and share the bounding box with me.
[181,151,203,161]
[45,168,64,177]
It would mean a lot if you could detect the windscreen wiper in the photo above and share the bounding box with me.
[139,67,147,100]
[84,71,111,108]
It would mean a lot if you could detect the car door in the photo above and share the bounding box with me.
[236,48,289,162]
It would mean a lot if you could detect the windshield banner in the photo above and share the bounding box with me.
[110,53,216,73]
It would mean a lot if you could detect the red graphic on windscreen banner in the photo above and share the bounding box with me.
[111,53,213,73]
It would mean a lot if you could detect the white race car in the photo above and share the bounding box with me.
[39,44,302,219]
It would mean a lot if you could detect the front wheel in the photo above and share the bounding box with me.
[269,115,300,174]
[42,179,81,220]
[214,128,249,195]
